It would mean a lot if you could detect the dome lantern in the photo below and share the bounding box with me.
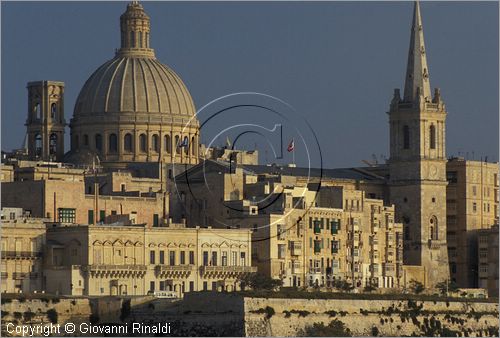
[118,1,154,58]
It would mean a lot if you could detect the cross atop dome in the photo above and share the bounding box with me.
[403,1,431,103]
[117,1,155,58]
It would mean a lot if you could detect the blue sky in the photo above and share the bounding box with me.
[1,1,498,168]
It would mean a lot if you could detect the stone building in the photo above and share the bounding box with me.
[477,225,499,297]
[174,161,406,289]
[44,223,254,296]
[446,158,499,287]
[1,209,46,293]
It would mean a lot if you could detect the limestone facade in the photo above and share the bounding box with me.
[477,225,499,297]
[1,211,46,293]
[44,224,254,296]
[446,158,499,287]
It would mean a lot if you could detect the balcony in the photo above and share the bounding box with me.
[155,265,194,277]
[200,265,257,276]
[12,272,29,279]
[292,265,302,274]
[291,242,302,256]
[0,272,7,279]
[81,264,147,277]
[308,267,323,274]
[1,251,42,259]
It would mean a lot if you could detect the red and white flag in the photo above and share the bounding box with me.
[287,139,295,152]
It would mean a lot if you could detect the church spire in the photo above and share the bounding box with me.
[403,1,431,103]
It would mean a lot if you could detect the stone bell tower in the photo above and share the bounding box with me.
[26,81,66,161]
[388,1,449,286]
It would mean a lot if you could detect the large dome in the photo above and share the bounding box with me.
[67,1,200,167]
[74,56,195,118]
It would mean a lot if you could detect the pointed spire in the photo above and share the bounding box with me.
[403,1,431,103]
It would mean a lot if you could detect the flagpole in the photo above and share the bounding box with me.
[293,146,295,165]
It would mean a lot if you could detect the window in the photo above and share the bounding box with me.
[180,251,186,265]
[149,250,155,264]
[149,281,155,292]
[83,134,89,146]
[278,244,286,259]
[222,251,228,266]
[169,251,176,265]
[159,251,165,264]
[403,125,410,149]
[51,103,57,119]
[430,216,438,240]
[211,252,217,266]
[183,136,189,155]
[34,103,41,120]
[34,134,42,157]
[139,31,143,48]
[164,135,171,153]
[241,252,246,266]
[189,251,195,265]
[232,251,237,266]
[87,210,95,224]
[473,186,477,196]
[152,134,159,152]
[153,214,159,227]
[473,202,477,213]
[191,137,196,155]
[203,251,209,266]
[109,133,118,153]
[430,125,436,149]
[212,281,217,291]
[145,33,149,48]
[95,134,102,151]
[124,133,133,152]
[99,210,105,223]
[49,133,57,156]
[58,208,76,223]
[203,281,208,291]
[175,135,180,154]
[139,134,147,152]
[130,31,135,47]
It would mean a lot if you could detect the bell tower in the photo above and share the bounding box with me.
[388,1,449,286]
[26,81,66,161]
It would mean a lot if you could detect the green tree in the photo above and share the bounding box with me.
[409,279,425,294]
[435,280,459,296]
[300,319,352,337]
[238,273,283,291]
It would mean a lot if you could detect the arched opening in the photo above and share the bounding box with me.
[139,134,147,152]
[49,133,57,157]
[34,103,41,120]
[175,135,180,154]
[183,136,189,155]
[95,134,102,152]
[51,103,57,119]
[403,125,410,150]
[430,216,438,240]
[83,134,89,146]
[139,31,143,48]
[164,135,171,153]
[191,137,195,156]
[152,135,159,152]
[124,133,133,152]
[430,124,436,149]
[34,134,42,157]
[145,32,149,48]
[130,31,135,47]
[109,134,118,153]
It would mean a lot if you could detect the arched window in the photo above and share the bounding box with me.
[164,135,171,153]
[109,134,118,153]
[430,216,438,240]
[403,125,410,150]
[130,31,135,47]
[191,137,196,156]
[49,133,57,156]
[124,133,133,152]
[34,103,41,120]
[175,135,180,154]
[51,103,57,119]
[34,134,42,157]
[152,135,159,152]
[139,31,143,48]
[95,134,102,152]
[183,136,189,155]
[83,134,89,146]
[430,125,436,149]
[145,32,149,48]
[139,134,147,152]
